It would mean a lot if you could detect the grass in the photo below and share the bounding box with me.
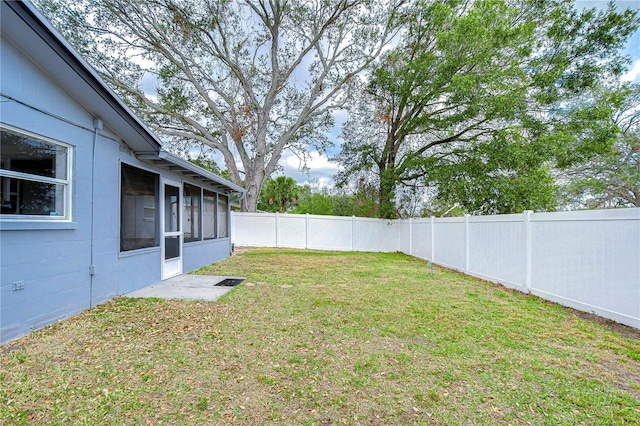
[1,248,639,425]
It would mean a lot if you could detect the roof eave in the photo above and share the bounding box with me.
[2,0,162,154]
[137,151,246,195]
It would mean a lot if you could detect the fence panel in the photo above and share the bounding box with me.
[409,219,432,261]
[231,212,276,247]
[433,217,466,271]
[467,214,527,291]
[394,220,412,254]
[278,214,307,248]
[308,215,353,251]
[353,218,394,252]
[529,209,640,326]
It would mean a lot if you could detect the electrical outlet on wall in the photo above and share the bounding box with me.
[12,281,25,291]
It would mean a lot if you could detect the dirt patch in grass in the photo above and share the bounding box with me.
[231,246,251,257]
[2,248,639,425]
[569,309,640,340]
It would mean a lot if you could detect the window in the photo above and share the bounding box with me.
[185,186,223,241]
[183,183,201,242]
[183,186,227,241]
[165,179,229,243]
[202,190,217,240]
[218,194,228,238]
[1,126,71,219]
[120,164,159,251]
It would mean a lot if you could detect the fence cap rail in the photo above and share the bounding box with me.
[530,208,639,221]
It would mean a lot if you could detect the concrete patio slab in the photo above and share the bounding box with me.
[123,275,243,301]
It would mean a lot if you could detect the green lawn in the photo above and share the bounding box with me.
[1,248,639,425]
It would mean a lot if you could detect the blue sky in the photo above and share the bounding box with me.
[282,0,640,188]
[580,1,640,83]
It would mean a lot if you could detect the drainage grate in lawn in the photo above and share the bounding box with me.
[215,278,245,287]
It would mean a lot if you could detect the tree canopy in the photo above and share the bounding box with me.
[293,181,380,217]
[256,176,380,217]
[257,175,300,213]
[334,0,639,218]
[36,0,640,216]
[559,83,640,209]
[37,0,404,211]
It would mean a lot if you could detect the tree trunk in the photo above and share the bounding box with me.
[378,168,398,220]
[242,185,260,212]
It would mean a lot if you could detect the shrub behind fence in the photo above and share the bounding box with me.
[231,209,640,328]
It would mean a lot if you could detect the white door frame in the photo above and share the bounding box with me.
[161,179,183,279]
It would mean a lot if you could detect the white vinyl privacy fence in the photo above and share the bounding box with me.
[232,209,640,329]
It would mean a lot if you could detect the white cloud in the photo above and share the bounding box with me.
[280,151,341,187]
[299,176,334,190]
[622,60,640,82]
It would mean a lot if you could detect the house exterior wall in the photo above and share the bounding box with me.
[0,36,232,344]
[1,38,96,343]
[182,239,232,273]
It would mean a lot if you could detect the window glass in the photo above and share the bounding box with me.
[1,127,70,218]
[120,164,159,251]
[183,184,201,242]
[164,184,180,233]
[1,177,64,215]
[218,194,228,238]
[164,235,180,259]
[0,130,68,179]
[203,190,217,239]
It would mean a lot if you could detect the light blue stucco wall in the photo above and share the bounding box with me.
[0,36,233,344]
[183,238,232,273]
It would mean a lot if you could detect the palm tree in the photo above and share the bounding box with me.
[258,176,300,213]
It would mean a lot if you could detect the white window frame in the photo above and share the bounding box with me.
[0,124,73,222]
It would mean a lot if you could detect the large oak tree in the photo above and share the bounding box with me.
[334,0,638,218]
[37,0,404,211]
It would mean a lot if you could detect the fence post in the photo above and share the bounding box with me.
[351,216,355,251]
[409,217,414,255]
[524,210,532,293]
[305,213,309,249]
[465,214,470,274]
[430,216,435,263]
[275,212,280,248]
